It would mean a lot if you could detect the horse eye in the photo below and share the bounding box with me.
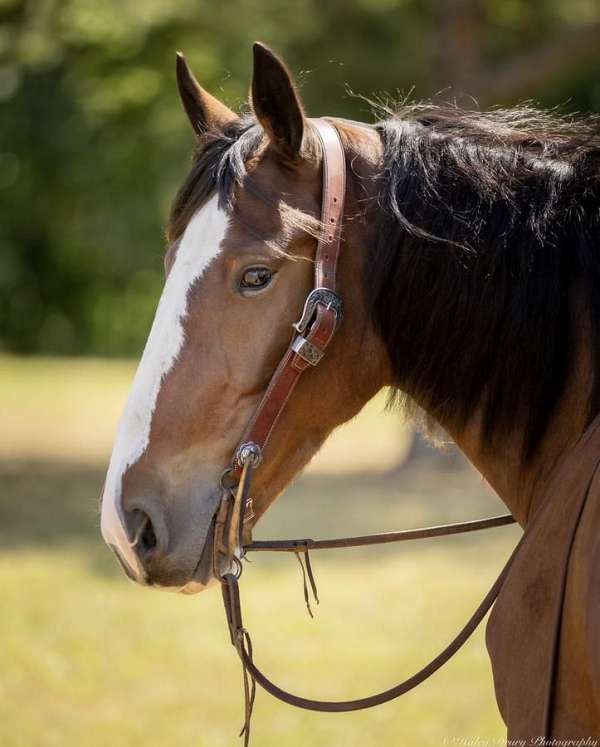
[240,267,274,290]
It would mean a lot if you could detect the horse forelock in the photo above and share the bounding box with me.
[167,116,329,256]
[167,117,263,244]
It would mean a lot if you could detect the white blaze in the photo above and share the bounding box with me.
[100,195,229,577]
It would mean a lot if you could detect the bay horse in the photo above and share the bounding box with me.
[100,43,600,742]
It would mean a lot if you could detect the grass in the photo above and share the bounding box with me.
[0,355,518,747]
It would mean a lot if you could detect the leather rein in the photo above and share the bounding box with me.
[210,118,518,744]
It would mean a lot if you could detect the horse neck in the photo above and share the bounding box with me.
[447,317,592,525]
[340,121,593,526]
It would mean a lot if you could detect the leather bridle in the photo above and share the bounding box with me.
[212,118,348,579]
[210,118,520,744]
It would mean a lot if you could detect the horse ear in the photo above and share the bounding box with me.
[251,42,305,161]
[176,52,237,137]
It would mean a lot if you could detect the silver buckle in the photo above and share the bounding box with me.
[293,288,343,335]
[292,335,325,366]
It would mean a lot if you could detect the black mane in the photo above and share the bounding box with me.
[369,105,600,459]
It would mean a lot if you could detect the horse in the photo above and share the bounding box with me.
[100,42,600,742]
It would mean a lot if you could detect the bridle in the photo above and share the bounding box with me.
[210,118,524,744]
[209,118,521,743]
[212,118,347,575]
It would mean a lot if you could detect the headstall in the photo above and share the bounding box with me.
[210,118,517,745]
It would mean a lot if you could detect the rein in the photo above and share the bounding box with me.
[211,118,518,744]
[219,462,517,745]
[245,513,516,552]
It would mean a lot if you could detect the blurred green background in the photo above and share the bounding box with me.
[1,2,599,746]
[1,0,600,356]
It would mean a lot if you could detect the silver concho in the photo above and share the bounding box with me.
[236,442,263,468]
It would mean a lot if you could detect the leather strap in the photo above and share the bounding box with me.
[213,118,346,579]
[211,118,520,740]
[210,109,591,743]
[313,120,346,290]
[244,513,516,553]
[233,304,337,466]
[228,118,346,477]
[219,463,517,720]
[220,443,599,734]
[223,539,520,712]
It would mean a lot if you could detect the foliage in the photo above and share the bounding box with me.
[1,0,599,355]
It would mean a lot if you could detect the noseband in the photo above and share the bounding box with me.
[211,119,520,744]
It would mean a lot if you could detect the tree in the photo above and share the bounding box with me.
[1,0,599,355]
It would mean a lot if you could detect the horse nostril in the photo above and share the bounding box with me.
[128,508,161,561]
[140,517,157,554]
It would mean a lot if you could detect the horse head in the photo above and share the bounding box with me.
[100,43,388,590]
